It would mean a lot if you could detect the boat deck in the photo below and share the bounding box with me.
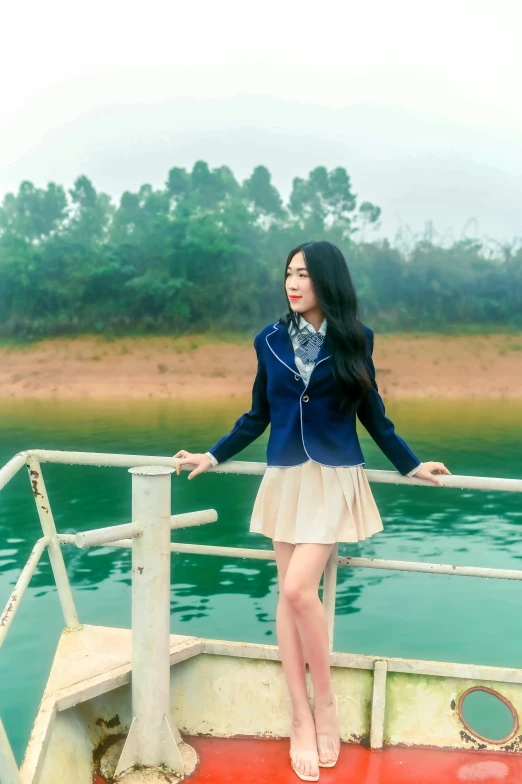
[179,735,522,784]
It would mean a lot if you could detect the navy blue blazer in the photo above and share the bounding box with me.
[206,319,421,475]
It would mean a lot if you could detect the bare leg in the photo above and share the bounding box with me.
[283,543,340,765]
[273,541,318,779]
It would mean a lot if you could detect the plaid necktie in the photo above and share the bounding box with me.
[295,327,324,364]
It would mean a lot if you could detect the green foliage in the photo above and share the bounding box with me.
[0,161,521,339]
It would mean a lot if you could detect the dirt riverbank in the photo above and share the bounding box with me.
[0,332,521,400]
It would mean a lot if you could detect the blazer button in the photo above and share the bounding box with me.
[302,395,309,402]
[294,374,300,380]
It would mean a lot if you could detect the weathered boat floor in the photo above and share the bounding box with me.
[23,624,522,783]
[182,734,522,784]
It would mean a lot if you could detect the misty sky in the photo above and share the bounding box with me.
[1,0,521,244]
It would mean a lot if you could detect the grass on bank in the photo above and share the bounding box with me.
[0,325,522,359]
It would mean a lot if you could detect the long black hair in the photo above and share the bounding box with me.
[280,240,372,411]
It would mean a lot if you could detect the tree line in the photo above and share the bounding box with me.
[0,161,521,339]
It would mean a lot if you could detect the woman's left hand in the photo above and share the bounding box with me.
[412,461,452,487]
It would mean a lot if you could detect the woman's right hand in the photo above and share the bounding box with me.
[173,450,213,480]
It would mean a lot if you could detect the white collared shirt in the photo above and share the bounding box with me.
[205,316,421,477]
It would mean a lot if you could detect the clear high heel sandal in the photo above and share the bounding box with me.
[289,716,320,783]
[289,747,320,782]
[315,694,340,768]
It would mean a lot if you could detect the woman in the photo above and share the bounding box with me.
[174,240,451,781]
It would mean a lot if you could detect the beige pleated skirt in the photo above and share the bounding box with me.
[249,459,384,544]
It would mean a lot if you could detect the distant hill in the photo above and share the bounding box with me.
[2,95,522,244]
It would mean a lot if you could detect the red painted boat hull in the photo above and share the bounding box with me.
[183,735,522,784]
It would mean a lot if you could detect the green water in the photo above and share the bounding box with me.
[1,396,522,761]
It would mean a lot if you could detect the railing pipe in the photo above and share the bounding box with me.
[0,717,22,784]
[322,544,339,652]
[74,522,142,550]
[57,537,522,581]
[16,450,522,493]
[0,454,26,494]
[0,537,50,647]
[24,457,80,631]
[169,509,218,529]
[336,555,522,580]
[71,510,218,551]
[165,544,522,582]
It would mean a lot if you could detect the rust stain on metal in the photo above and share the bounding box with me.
[30,475,43,498]
[503,733,522,752]
[28,468,45,499]
[95,714,121,729]
[460,729,474,743]
[1,595,18,626]
[157,767,177,782]
[460,729,479,745]
[349,731,370,747]
[92,731,126,784]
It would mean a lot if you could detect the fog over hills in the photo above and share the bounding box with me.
[2,95,522,245]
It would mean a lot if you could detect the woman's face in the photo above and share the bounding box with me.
[285,251,318,314]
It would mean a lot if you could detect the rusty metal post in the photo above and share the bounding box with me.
[25,457,80,630]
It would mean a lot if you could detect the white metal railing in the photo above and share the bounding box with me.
[0,448,521,782]
[0,718,22,784]
[0,537,50,646]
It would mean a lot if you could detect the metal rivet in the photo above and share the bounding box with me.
[303,395,309,402]
[294,374,300,380]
